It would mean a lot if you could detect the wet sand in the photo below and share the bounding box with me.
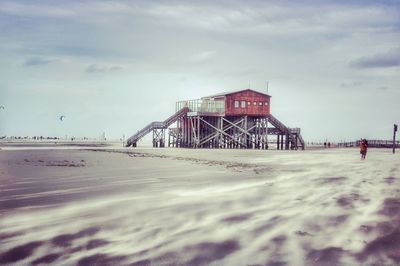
[0,146,399,265]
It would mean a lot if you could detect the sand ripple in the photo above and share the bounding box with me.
[0,148,399,265]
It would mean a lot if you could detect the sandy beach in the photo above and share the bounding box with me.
[0,145,399,265]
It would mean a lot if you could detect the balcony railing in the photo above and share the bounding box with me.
[176,99,225,114]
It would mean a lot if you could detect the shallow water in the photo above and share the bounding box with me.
[0,148,399,265]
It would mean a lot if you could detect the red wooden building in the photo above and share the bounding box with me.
[202,89,271,116]
[127,89,304,150]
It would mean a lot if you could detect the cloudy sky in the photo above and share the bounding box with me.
[0,0,399,142]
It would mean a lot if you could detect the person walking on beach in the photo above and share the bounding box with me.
[360,139,368,160]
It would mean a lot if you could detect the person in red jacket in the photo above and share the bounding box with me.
[360,139,368,160]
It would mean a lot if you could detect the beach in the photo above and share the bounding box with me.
[0,145,399,265]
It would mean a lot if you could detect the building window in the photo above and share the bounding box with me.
[253,101,257,106]
[247,101,251,106]
[258,102,262,106]
[241,101,246,108]
[234,100,239,108]
[265,102,269,106]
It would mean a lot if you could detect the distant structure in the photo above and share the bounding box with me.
[127,89,305,150]
[338,139,400,148]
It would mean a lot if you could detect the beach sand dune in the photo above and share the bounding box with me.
[0,147,399,265]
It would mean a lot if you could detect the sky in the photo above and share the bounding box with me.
[0,0,399,142]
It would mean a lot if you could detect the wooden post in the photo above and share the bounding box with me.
[277,135,280,150]
[257,119,260,149]
[265,119,268,149]
[261,119,265,150]
[219,117,223,148]
[394,124,397,153]
[285,132,290,150]
[152,130,155,147]
[183,118,186,147]
[214,117,217,148]
[161,129,165,147]
[198,116,200,148]
[243,116,247,149]
[185,117,189,147]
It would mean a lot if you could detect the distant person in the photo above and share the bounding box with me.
[324,142,327,148]
[328,142,331,148]
[360,139,368,160]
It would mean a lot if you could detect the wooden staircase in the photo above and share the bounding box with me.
[268,114,305,150]
[126,107,189,147]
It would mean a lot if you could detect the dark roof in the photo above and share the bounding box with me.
[202,89,271,99]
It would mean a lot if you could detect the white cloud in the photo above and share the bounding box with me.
[350,48,400,68]
[1,1,399,139]
[0,2,76,18]
[1,1,397,36]
[23,57,59,66]
[189,51,216,63]
[86,64,123,73]
[340,81,363,88]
